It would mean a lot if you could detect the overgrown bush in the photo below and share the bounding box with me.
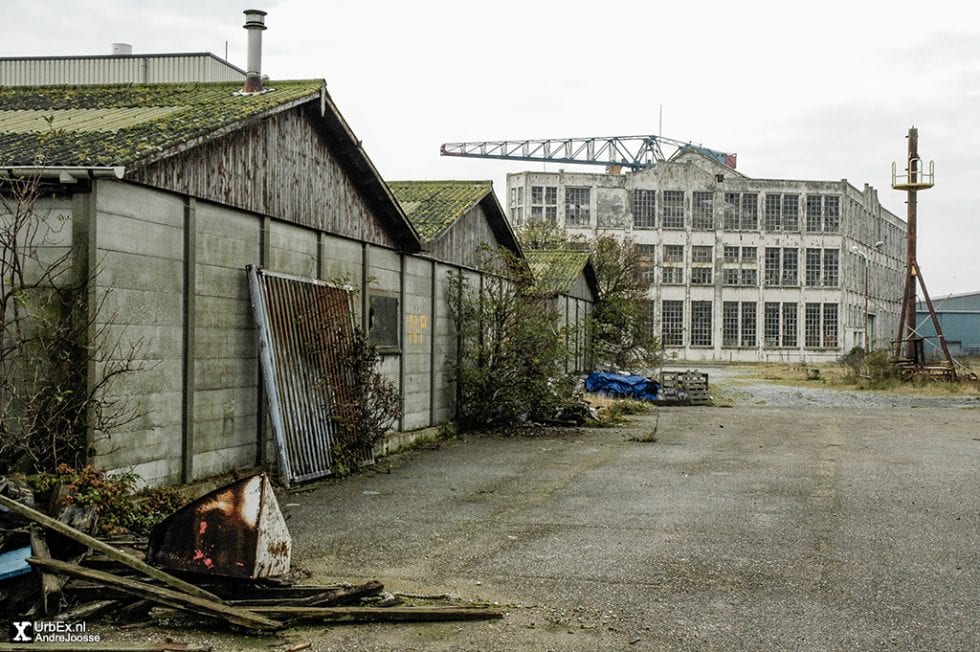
[448,249,574,430]
[329,328,402,475]
[31,464,186,536]
[1,175,143,473]
[839,346,901,388]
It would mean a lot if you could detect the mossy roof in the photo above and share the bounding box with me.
[526,249,594,296]
[387,180,494,242]
[0,80,324,167]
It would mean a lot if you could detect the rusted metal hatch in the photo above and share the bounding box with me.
[147,473,291,579]
[247,265,369,486]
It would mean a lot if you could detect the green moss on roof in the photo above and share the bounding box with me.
[0,80,324,167]
[388,180,492,241]
[526,249,591,295]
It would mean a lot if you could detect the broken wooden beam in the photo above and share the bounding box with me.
[226,580,385,607]
[246,605,504,624]
[0,493,220,602]
[27,557,281,632]
[30,526,64,615]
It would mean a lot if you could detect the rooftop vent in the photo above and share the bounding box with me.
[111,43,133,55]
[241,9,267,93]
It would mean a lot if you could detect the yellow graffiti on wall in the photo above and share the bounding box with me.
[406,313,429,345]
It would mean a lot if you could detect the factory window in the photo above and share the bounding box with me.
[805,248,822,287]
[741,302,757,346]
[692,245,713,263]
[805,248,839,287]
[805,195,841,232]
[723,246,740,263]
[690,301,713,346]
[530,185,558,221]
[823,303,838,347]
[691,267,713,285]
[823,249,839,286]
[723,302,739,346]
[692,192,714,229]
[764,193,799,231]
[740,268,757,286]
[632,189,656,228]
[663,244,684,263]
[565,187,591,226]
[661,300,684,346]
[723,268,740,285]
[532,186,543,204]
[637,244,656,282]
[723,192,758,230]
[723,301,757,347]
[662,266,684,284]
[782,302,798,347]
[663,191,685,229]
[741,246,756,262]
[765,247,798,286]
[805,303,822,348]
[764,301,797,348]
[804,303,839,348]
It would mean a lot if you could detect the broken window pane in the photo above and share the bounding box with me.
[663,191,685,229]
[632,189,656,228]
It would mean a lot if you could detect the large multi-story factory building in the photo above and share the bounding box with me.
[507,150,906,362]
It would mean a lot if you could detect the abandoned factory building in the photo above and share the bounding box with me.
[0,79,593,487]
[507,151,906,362]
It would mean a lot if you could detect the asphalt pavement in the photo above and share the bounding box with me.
[274,380,979,651]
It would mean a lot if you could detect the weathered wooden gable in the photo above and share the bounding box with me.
[129,105,398,248]
[429,201,506,269]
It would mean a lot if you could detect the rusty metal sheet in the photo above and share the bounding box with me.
[146,473,290,579]
[247,265,368,486]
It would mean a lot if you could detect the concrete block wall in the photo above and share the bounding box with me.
[91,182,185,486]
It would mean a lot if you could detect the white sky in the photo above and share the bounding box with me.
[5,0,978,296]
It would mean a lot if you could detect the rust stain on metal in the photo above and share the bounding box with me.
[147,473,291,579]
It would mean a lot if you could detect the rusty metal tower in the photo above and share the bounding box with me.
[891,127,956,379]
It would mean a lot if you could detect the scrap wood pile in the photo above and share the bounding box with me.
[0,473,501,647]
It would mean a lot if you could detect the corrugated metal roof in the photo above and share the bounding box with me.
[0,80,324,168]
[388,180,492,241]
[526,249,592,295]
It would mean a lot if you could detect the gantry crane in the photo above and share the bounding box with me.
[440,135,736,171]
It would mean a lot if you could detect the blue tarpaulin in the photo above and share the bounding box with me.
[585,372,660,401]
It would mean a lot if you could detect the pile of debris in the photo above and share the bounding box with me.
[0,474,501,650]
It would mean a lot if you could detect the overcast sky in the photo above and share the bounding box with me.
[5,1,978,296]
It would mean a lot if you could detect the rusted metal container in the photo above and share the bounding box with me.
[147,473,291,579]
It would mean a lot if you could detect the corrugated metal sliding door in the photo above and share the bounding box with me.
[247,265,368,486]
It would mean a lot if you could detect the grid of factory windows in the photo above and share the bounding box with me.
[530,185,558,220]
[805,195,841,232]
[723,301,757,347]
[723,192,759,230]
[805,303,838,348]
[661,300,684,346]
[565,187,590,226]
[764,302,799,348]
[692,192,714,229]
[805,248,839,287]
[764,194,799,231]
[663,191,685,229]
[764,247,799,287]
[637,244,656,282]
[690,301,713,346]
[632,189,656,228]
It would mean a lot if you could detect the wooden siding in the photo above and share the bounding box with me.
[129,107,398,249]
[428,203,499,269]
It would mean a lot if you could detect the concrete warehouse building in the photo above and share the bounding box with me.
[507,150,907,362]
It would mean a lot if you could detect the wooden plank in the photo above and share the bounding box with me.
[27,557,281,632]
[247,605,504,624]
[30,526,64,615]
[0,493,220,602]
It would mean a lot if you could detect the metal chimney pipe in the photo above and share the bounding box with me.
[242,9,267,93]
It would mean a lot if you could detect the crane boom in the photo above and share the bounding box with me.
[440,135,735,171]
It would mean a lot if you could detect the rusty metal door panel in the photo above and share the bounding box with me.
[247,265,364,486]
